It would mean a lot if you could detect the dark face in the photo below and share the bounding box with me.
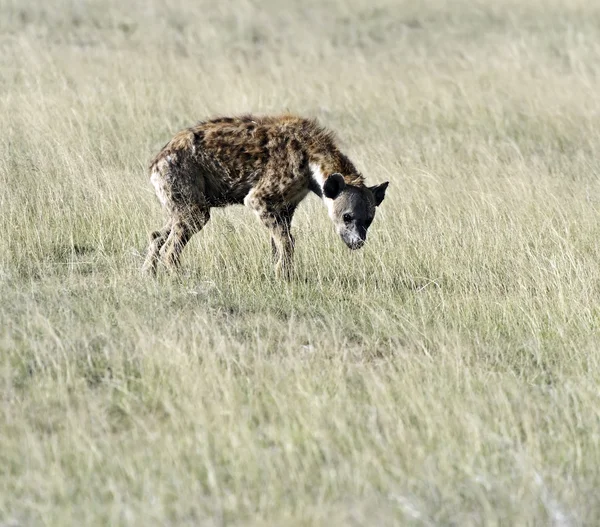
[322,175,389,250]
[332,186,376,250]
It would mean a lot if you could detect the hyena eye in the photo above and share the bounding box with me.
[343,213,353,224]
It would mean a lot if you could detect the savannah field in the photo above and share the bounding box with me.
[2,0,600,525]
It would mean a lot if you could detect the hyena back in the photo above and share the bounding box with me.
[143,114,389,279]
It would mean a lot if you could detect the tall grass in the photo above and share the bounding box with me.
[2,0,600,524]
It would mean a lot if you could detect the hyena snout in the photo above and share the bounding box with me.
[339,224,367,250]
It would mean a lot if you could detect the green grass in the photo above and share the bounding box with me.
[2,0,600,524]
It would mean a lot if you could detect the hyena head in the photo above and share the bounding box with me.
[323,173,389,250]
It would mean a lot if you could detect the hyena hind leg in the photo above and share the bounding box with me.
[142,222,172,275]
[158,208,210,272]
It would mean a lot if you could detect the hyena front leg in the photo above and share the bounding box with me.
[246,191,297,279]
[267,211,295,280]
[270,204,297,279]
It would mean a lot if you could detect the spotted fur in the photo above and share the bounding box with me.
[142,114,389,278]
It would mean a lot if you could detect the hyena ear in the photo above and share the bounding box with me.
[323,173,346,200]
[369,181,389,207]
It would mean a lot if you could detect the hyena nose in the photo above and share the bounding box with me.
[348,239,365,250]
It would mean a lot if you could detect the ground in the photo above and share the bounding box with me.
[2,0,600,525]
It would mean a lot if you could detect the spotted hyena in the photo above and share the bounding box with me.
[143,115,389,279]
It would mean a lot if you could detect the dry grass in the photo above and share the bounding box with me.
[2,0,600,525]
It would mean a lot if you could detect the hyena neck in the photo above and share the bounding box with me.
[308,149,364,197]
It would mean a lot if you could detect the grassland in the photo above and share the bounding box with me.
[2,0,600,524]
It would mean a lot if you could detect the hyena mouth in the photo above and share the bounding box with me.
[346,239,365,250]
